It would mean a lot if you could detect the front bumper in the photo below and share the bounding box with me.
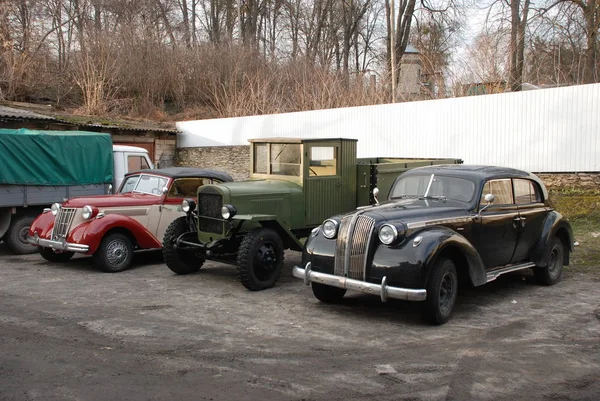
[293,262,427,302]
[27,233,89,253]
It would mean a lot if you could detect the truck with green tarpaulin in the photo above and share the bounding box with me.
[0,128,153,254]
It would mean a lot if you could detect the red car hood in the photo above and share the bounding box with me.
[63,193,161,208]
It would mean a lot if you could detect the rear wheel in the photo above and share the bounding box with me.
[163,217,204,275]
[534,237,564,286]
[94,233,134,273]
[5,215,36,255]
[311,283,346,303]
[237,228,284,291]
[422,257,458,325]
[38,247,74,262]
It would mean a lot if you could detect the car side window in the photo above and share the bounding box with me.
[480,179,513,206]
[513,179,542,204]
[309,146,337,176]
[167,178,218,198]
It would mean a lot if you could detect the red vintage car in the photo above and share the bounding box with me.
[27,168,233,272]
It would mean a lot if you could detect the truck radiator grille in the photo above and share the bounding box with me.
[334,214,375,280]
[52,208,77,240]
[198,192,223,234]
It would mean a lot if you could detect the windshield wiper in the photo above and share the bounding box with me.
[392,195,419,199]
[419,195,447,201]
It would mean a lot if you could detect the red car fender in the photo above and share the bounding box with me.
[29,212,56,239]
[69,214,162,255]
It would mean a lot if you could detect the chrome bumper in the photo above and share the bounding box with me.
[27,233,89,253]
[293,262,427,302]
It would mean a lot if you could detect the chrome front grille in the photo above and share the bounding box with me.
[52,208,77,240]
[198,192,223,234]
[334,213,375,280]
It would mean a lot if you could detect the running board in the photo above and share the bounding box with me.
[486,262,536,283]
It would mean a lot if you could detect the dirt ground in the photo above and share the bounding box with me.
[1,244,599,401]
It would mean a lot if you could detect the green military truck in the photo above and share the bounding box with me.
[163,138,462,290]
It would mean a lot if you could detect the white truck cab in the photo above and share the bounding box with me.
[111,145,155,192]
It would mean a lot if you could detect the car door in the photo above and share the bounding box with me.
[470,178,520,269]
[511,179,548,263]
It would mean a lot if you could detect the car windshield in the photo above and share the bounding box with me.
[390,174,476,203]
[119,174,169,196]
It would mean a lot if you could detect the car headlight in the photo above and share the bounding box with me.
[322,219,338,239]
[221,204,237,220]
[182,199,196,213]
[378,224,398,245]
[51,203,61,216]
[82,205,95,220]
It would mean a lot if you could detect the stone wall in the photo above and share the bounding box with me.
[177,146,250,181]
[536,173,600,190]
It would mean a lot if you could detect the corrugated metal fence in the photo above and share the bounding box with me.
[177,83,600,172]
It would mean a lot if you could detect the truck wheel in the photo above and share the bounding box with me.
[422,257,458,325]
[4,215,36,255]
[237,228,284,291]
[38,247,74,262]
[534,237,564,286]
[311,282,346,303]
[163,217,204,275]
[94,233,134,273]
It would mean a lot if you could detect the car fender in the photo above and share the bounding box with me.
[372,226,487,288]
[68,214,162,254]
[531,211,573,267]
[28,211,56,239]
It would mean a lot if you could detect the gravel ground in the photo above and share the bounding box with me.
[1,244,599,401]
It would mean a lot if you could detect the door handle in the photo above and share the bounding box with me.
[513,216,521,229]
[520,216,526,227]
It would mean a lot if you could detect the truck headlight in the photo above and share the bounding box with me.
[182,199,196,213]
[378,224,398,245]
[51,203,61,216]
[322,219,338,239]
[221,204,237,220]
[81,205,97,220]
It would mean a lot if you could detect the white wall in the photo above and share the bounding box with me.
[177,83,600,172]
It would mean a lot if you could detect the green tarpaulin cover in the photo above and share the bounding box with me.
[0,129,113,185]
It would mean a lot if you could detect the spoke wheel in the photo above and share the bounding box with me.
[94,233,134,273]
[39,247,74,262]
[237,228,284,291]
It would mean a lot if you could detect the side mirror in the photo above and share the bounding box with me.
[373,187,380,204]
[162,186,169,194]
[107,184,113,194]
[479,193,495,214]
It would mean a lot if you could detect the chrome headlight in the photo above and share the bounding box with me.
[322,219,338,239]
[221,204,237,220]
[51,203,61,216]
[378,224,398,245]
[182,199,196,213]
[82,205,94,220]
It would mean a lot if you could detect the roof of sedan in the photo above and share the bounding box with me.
[132,167,234,182]
[405,164,532,179]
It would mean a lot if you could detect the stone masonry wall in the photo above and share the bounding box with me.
[177,146,250,181]
[536,173,600,190]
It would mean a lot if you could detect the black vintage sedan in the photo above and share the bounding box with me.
[293,165,574,325]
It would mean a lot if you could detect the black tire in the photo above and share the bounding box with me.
[534,237,564,286]
[311,282,346,303]
[422,257,458,325]
[4,215,36,254]
[93,233,134,273]
[163,217,204,275]
[38,247,74,262]
[237,228,284,291]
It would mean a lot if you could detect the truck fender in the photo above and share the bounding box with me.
[69,214,162,254]
[531,211,573,267]
[258,220,304,251]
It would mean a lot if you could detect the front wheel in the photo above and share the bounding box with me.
[94,233,134,273]
[534,237,564,286]
[311,282,346,303]
[163,216,204,275]
[38,247,74,262]
[237,228,284,291]
[422,257,458,325]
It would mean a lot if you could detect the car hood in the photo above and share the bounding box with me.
[63,193,161,208]
[355,198,470,224]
